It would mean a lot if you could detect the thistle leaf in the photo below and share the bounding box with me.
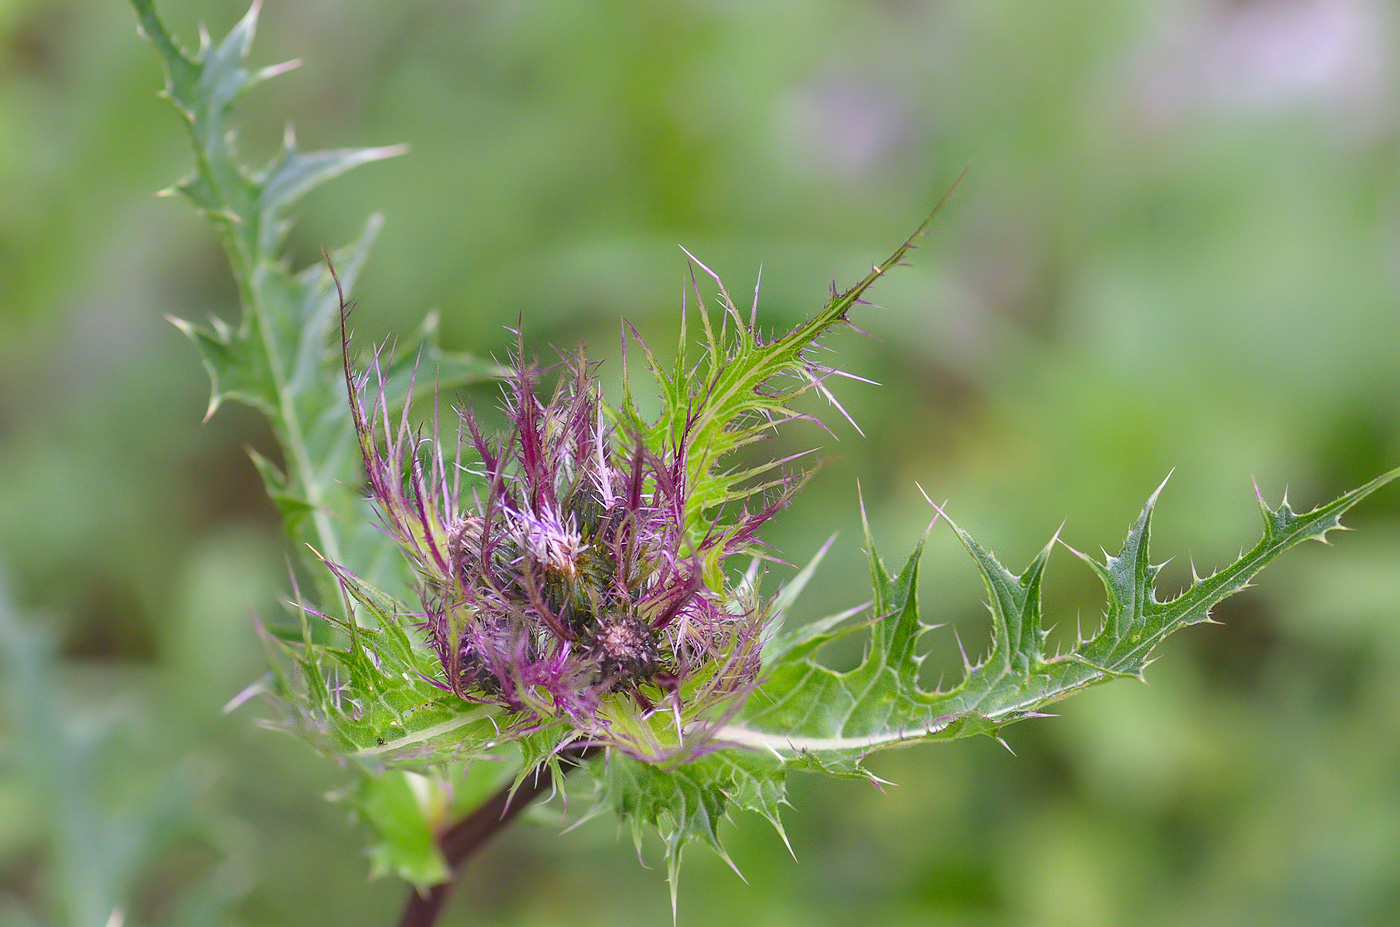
[618,178,963,549]
[167,312,277,419]
[731,471,1400,761]
[262,569,516,766]
[133,0,502,608]
[595,471,1400,869]
[596,749,788,908]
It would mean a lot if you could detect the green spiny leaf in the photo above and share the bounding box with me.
[617,176,964,551]
[261,571,513,767]
[135,0,500,611]
[590,471,1398,869]
[167,313,276,419]
[594,749,788,912]
[257,133,408,256]
[727,470,1400,766]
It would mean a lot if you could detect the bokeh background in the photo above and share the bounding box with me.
[5,0,1400,924]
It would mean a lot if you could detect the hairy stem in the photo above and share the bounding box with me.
[397,748,598,927]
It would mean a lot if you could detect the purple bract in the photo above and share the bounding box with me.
[341,325,789,760]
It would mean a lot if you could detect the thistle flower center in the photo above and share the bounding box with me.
[507,504,585,576]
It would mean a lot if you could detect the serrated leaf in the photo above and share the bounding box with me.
[588,476,1388,884]
[168,315,276,418]
[256,138,408,255]
[134,0,501,613]
[615,178,963,558]
[594,748,788,909]
[723,471,1400,768]
[586,471,1399,871]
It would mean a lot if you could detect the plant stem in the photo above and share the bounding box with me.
[397,747,598,927]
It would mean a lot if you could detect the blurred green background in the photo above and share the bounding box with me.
[5,0,1400,924]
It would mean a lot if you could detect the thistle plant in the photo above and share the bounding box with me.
[133,1,1399,923]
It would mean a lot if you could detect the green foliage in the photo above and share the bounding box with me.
[344,771,451,887]
[616,185,955,554]
[0,577,241,925]
[592,470,1399,884]
[133,0,509,888]
[258,569,485,764]
[732,473,1400,762]
[132,0,501,612]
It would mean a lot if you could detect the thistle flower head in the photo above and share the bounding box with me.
[341,319,789,761]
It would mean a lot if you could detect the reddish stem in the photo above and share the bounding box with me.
[397,748,597,927]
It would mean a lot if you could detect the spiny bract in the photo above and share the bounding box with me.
[338,296,790,761]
